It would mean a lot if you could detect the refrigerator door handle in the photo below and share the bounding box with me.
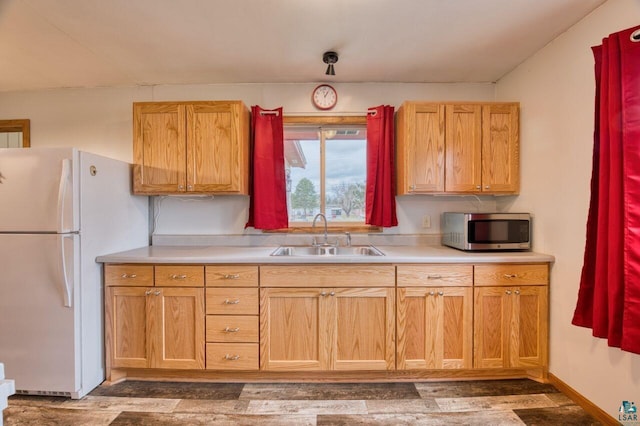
[56,159,71,234]
[59,234,72,307]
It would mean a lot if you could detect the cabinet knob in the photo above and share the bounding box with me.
[320,291,328,297]
[485,185,490,189]
[145,289,152,296]
[154,290,161,296]
[514,290,521,295]
[223,299,240,305]
[187,185,193,190]
[223,327,240,333]
[329,291,335,296]
[429,291,435,296]
[505,290,512,295]
[224,354,240,361]
[476,185,481,189]
[178,185,184,190]
[438,291,444,296]
[410,185,416,190]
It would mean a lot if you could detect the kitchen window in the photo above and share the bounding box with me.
[283,116,375,231]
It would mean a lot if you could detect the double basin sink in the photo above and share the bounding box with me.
[271,245,384,257]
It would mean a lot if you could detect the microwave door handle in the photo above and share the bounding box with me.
[56,159,71,234]
[58,234,73,307]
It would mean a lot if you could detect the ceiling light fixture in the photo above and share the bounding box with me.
[323,51,338,76]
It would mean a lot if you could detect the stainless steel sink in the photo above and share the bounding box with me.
[270,245,384,257]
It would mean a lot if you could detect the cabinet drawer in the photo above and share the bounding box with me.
[206,288,258,315]
[474,264,549,286]
[206,315,258,343]
[155,265,204,287]
[104,264,153,287]
[397,264,473,287]
[206,343,259,370]
[260,265,395,287]
[206,266,258,287]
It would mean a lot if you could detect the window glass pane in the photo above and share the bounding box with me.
[325,138,366,222]
[284,129,320,223]
[283,125,366,226]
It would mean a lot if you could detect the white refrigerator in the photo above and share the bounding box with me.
[0,147,148,398]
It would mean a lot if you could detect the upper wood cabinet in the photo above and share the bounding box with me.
[132,101,250,195]
[396,101,519,195]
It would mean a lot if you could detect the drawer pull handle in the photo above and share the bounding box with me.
[171,274,187,280]
[121,274,137,278]
[503,274,518,278]
[223,299,240,305]
[224,327,240,333]
[224,354,240,361]
[427,275,442,279]
[223,274,240,279]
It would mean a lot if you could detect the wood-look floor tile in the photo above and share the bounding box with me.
[317,409,526,425]
[59,395,180,413]
[514,405,602,425]
[90,380,243,399]
[545,392,578,406]
[415,379,559,398]
[365,398,440,414]
[4,405,119,426]
[246,399,368,415]
[172,398,250,414]
[7,394,68,408]
[110,411,316,425]
[240,383,420,400]
[436,393,558,412]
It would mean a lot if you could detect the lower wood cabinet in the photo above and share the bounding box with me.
[106,286,205,369]
[260,287,396,371]
[473,264,549,369]
[396,265,473,370]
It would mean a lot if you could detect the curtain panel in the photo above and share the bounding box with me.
[365,105,398,227]
[572,25,640,354]
[245,106,288,230]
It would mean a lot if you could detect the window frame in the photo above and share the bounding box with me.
[268,115,380,233]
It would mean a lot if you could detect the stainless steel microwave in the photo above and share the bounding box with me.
[441,212,531,251]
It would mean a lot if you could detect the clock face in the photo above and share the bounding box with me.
[312,84,338,110]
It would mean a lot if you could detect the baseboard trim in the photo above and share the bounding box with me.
[548,373,619,426]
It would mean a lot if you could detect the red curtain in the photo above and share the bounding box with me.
[572,25,640,354]
[245,106,288,230]
[366,105,398,227]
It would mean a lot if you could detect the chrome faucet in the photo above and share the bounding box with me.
[344,231,351,247]
[312,213,329,246]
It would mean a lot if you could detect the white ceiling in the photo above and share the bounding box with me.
[0,0,606,92]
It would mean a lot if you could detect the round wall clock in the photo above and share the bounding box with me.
[312,84,338,110]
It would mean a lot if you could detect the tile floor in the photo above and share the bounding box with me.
[4,379,602,425]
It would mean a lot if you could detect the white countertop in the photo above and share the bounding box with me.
[96,244,555,264]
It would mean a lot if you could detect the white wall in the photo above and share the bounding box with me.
[1,82,498,235]
[496,0,640,417]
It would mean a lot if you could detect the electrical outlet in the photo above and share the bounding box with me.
[422,215,431,228]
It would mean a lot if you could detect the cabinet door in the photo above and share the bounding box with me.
[511,286,548,368]
[397,287,472,370]
[445,104,482,192]
[150,287,205,369]
[397,102,445,193]
[481,104,519,193]
[332,287,396,371]
[106,287,150,369]
[133,102,186,194]
[186,102,248,193]
[260,288,330,371]
[474,286,510,368]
